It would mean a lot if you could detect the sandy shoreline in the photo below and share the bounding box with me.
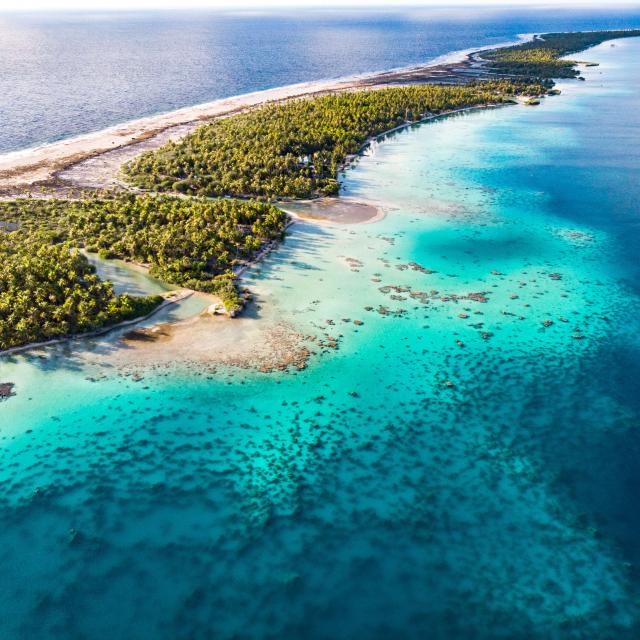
[0,34,533,197]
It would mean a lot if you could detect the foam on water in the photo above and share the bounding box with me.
[2,38,640,639]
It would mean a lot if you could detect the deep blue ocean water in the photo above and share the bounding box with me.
[1,7,640,153]
[2,11,640,640]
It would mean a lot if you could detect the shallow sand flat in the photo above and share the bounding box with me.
[112,312,312,374]
[280,197,385,225]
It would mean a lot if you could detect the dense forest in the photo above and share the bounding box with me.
[0,195,287,349]
[481,30,640,79]
[123,80,544,199]
[0,228,162,350]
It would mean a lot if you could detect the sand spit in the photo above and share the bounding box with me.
[280,198,384,225]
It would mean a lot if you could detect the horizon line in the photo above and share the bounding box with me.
[2,2,640,14]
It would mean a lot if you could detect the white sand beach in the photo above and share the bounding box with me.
[0,34,533,196]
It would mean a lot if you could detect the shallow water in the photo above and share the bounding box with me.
[2,37,640,639]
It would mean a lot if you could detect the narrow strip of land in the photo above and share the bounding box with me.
[0,35,533,197]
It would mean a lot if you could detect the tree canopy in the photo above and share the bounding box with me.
[123,81,543,199]
[0,195,287,319]
[5,29,633,350]
[481,30,640,79]
[0,228,162,350]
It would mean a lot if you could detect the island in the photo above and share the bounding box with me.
[1,29,639,353]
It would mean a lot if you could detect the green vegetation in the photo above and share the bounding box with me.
[0,195,287,325]
[5,30,637,351]
[0,228,162,350]
[123,81,544,199]
[124,32,640,201]
[482,30,640,79]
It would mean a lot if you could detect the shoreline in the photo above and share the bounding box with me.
[278,102,511,226]
[0,33,535,197]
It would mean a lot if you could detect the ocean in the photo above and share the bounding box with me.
[0,7,640,153]
[1,10,640,640]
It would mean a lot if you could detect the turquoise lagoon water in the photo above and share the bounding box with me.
[2,38,640,638]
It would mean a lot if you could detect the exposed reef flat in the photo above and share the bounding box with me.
[112,315,314,374]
